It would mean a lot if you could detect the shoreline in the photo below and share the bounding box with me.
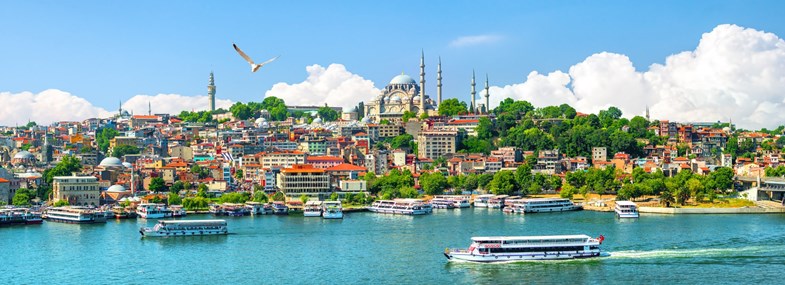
[638,206,785,214]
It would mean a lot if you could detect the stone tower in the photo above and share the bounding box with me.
[470,70,476,114]
[484,74,490,114]
[419,50,426,115]
[437,57,442,107]
[208,71,216,112]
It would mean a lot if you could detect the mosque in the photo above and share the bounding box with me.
[364,52,491,122]
[364,52,440,122]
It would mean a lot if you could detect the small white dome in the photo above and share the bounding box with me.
[389,95,401,103]
[14,151,34,159]
[107,185,126,192]
[99,157,123,167]
[122,162,132,168]
[361,117,370,123]
[313,117,323,124]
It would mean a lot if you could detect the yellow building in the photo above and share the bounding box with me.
[53,175,100,206]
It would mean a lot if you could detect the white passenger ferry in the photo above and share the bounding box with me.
[518,198,582,213]
[43,206,107,224]
[431,198,456,209]
[452,197,471,208]
[136,203,173,219]
[445,234,605,262]
[139,220,228,237]
[614,201,639,218]
[368,199,432,215]
[304,201,323,217]
[473,194,495,208]
[245,202,273,215]
[322,201,343,219]
[488,195,509,209]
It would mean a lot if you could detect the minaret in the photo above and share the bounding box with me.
[645,105,650,121]
[148,101,151,116]
[118,100,122,117]
[437,57,443,106]
[470,70,476,114]
[208,71,216,112]
[419,50,426,116]
[484,74,490,114]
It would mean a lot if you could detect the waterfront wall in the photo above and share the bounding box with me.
[639,207,785,214]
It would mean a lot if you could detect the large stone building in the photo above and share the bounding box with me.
[53,175,100,206]
[277,164,331,200]
[417,130,458,159]
[365,52,439,122]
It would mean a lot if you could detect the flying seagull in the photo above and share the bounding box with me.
[233,43,279,72]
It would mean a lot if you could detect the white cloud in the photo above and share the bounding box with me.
[0,89,112,125]
[122,94,234,115]
[449,34,503,47]
[264,64,380,111]
[487,24,785,129]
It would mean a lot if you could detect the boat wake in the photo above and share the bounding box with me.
[607,244,785,260]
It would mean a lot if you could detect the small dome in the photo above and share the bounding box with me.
[313,117,323,124]
[255,117,267,124]
[99,157,123,167]
[14,151,34,159]
[412,95,421,102]
[388,95,401,103]
[390,74,416,85]
[361,117,370,123]
[107,185,126,192]
[723,127,732,132]
[122,162,132,168]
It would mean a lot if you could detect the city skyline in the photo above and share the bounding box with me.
[2,1,785,128]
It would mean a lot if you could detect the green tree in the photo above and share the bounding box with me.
[168,192,182,205]
[112,145,140,158]
[230,102,253,120]
[219,192,251,204]
[148,177,166,192]
[402,111,417,123]
[329,192,339,201]
[234,169,244,181]
[560,183,576,199]
[299,194,310,204]
[420,172,448,195]
[12,192,31,206]
[438,98,468,116]
[197,183,209,198]
[272,192,285,201]
[182,197,210,210]
[44,155,82,186]
[170,181,186,193]
[253,189,269,203]
[53,200,70,207]
[488,170,518,195]
[463,174,479,191]
[390,134,414,149]
[478,173,494,190]
[476,117,495,140]
[96,128,119,152]
[317,106,339,122]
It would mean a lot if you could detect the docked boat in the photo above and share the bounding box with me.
[473,194,495,208]
[245,202,273,215]
[303,201,323,217]
[271,202,289,215]
[322,201,343,219]
[518,198,582,213]
[139,219,228,237]
[112,206,137,219]
[170,205,187,217]
[221,203,250,216]
[0,208,43,225]
[452,197,471,208]
[444,234,605,262]
[209,204,224,215]
[368,199,432,215]
[43,206,107,224]
[431,198,456,209]
[488,195,509,209]
[136,203,173,219]
[614,201,639,218]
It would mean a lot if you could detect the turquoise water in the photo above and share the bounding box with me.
[3,209,785,284]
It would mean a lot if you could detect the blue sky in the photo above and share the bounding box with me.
[1,1,785,127]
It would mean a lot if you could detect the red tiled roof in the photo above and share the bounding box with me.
[326,163,367,172]
[132,115,158,119]
[306,156,344,162]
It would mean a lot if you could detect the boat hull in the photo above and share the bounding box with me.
[45,217,105,224]
[615,211,639,218]
[367,208,429,215]
[140,229,228,237]
[524,205,582,213]
[322,212,343,219]
[445,251,601,263]
[303,211,322,217]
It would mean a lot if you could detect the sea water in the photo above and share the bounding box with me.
[2,209,784,284]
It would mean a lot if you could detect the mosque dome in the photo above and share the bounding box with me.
[255,117,267,124]
[99,157,123,167]
[723,127,732,133]
[107,185,126,192]
[361,117,370,124]
[14,151,34,160]
[390,74,416,85]
[313,117,323,124]
[122,162,133,168]
[389,95,402,103]
[412,95,421,102]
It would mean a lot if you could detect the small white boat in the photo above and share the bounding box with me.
[614,201,639,218]
[445,234,605,263]
[136,203,173,219]
[322,201,343,219]
[140,220,228,237]
[473,194,495,208]
[304,201,323,217]
[245,202,273,215]
[488,195,509,209]
[431,198,456,209]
